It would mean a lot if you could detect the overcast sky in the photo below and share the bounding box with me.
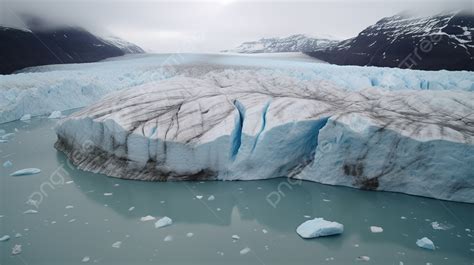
[1,0,472,52]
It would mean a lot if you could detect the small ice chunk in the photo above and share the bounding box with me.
[0,235,10,242]
[10,168,41,176]
[12,244,22,255]
[262,229,268,234]
[65,181,74,184]
[48,111,63,119]
[416,237,435,250]
[23,209,38,214]
[296,218,344,238]
[401,216,407,220]
[140,215,155,222]
[357,256,370,261]
[186,232,194,237]
[232,235,240,240]
[431,221,453,230]
[1,133,14,140]
[0,139,8,143]
[207,195,215,201]
[20,114,31,121]
[128,207,135,211]
[112,241,122,248]
[154,216,173,228]
[82,256,90,263]
[164,235,173,242]
[104,193,113,196]
[3,160,12,168]
[196,195,203,199]
[65,205,74,209]
[240,247,251,255]
[323,199,331,202]
[15,233,22,238]
[68,219,76,223]
[370,226,383,233]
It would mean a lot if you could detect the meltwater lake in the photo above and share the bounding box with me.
[1,114,473,265]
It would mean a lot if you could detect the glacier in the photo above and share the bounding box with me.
[53,64,474,203]
[1,53,473,124]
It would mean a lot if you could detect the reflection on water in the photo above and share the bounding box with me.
[1,116,473,265]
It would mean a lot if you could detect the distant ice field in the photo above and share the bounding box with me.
[0,52,472,124]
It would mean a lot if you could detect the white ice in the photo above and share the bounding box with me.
[154,216,173,228]
[48,111,63,119]
[20,114,31,121]
[240,247,251,255]
[296,218,344,238]
[10,168,41,176]
[416,237,435,250]
[0,235,10,241]
[112,241,122,248]
[140,215,155,222]
[11,244,22,255]
[370,226,384,233]
[3,160,12,168]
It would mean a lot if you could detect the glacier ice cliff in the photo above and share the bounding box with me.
[55,69,474,203]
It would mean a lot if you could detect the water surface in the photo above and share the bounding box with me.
[1,117,473,265]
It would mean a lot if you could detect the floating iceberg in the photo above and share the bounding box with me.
[296,218,344,238]
[154,216,173,228]
[370,226,383,233]
[140,215,155,222]
[11,244,22,255]
[416,237,435,250]
[0,235,10,242]
[10,168,41,176]
[239,247,251,255]
[3,161,12,168]
[54,69,474,202]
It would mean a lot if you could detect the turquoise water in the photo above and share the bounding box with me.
[0,116,473,265]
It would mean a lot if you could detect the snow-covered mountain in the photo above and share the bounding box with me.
[0,17,143,74]
[43,55,474,203]
[223,34,339,53]
[98,35,144,54]
[307,11,474,71]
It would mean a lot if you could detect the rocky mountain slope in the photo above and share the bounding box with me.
[0,18,143,74]
[223,34,339,53]
[307,11,474,71]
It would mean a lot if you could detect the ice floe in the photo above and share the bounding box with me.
[154,216,173,228]
[370,226,384,233]
[10,168,41,176]
[296,218,343,238]
[140,215,155,222]
[112,241,122,248]
[239,247,251,255]
[416,237,435,250]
